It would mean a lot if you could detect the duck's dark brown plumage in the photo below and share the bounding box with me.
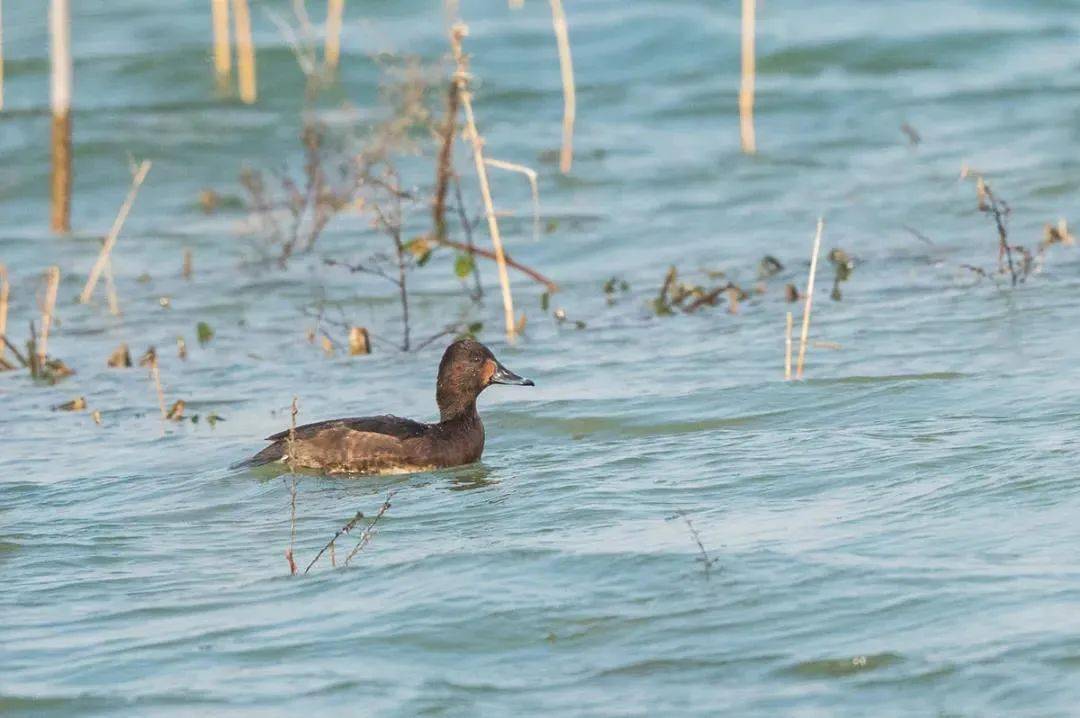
[247,340,533,475]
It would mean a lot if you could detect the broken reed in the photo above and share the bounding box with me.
[50,0,72,233]
[795,218,824,380]
[324,0,345,72]
[548,0,575,174]
[211,0,232,87]
[739,0,757,154]
[485,158,541,243]
[449,22,517,341]
[232,0,256,104]
[38,266,60,367]
[80,160,152,306]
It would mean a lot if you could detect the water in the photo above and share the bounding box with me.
[3,0,1080,714]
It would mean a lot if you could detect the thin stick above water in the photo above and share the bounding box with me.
[0,264,8,361]
[80,160,151,305]
[738,0,757,154]
[485,158,541,243]
[38,266,60,366]
[232,0,257,104]
[211,0,232,87]
[449,22,517,341]
[324,0,345,72]
[548,0,576,174]
[795,218,824,380]
[784,310,793,381]
[50,0,72,233]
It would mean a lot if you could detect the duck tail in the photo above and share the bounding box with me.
[233,441,286,469]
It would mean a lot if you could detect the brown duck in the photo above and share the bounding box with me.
[247,339,533,474]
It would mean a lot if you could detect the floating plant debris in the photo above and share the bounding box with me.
[827,248,854,301]
[107,343,132,368]
[348,326,371,356]
[165,400,186,421]
[196,322,214,345]
[54,396,86,411]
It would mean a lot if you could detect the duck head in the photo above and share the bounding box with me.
[436,339,533,420]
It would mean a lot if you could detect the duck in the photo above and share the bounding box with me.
[246,339,533,475]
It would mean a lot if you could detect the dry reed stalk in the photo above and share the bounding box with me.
[38,266,60,366]
[738,0,757,154]
[103,261,120,316]
[795,218,824,380]
[182,248,193,279]
[433,81,460,241]
[211,0,232,86]
[784,310,792,381]
[485,158,541,243]
[548,0,576,174]
[232,0,257,104]
[0,264,8,362]
[0,0,5,112]
[80,160,151,305]
[324,0,345,72]
[304,510,363,574]
[449,23,517,341]
[149,355,167,421]
[286,397,298,575]
[344,489,397,566]
[50,0,72,233]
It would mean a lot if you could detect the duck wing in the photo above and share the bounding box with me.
[265,415,429,442]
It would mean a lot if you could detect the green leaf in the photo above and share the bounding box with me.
[196,321,214,345]
[454,254,474,279]
[540,292,550,311]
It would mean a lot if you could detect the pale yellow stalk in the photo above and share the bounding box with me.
[784,311,792,381]
[325,0,344,71]
[211,0,232,84]
[232,0,257,104]
[450,23,516,341]
[548,0,575,174]
[80,160,151,305]
[795,218,824,380]
[739,0,756,154]
[39,266,60,365]
[484,158,541,243]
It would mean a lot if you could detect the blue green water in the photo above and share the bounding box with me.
[3,1,1080,715]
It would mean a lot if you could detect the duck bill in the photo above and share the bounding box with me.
[490,360,534,386]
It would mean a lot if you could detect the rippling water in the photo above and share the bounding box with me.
[3,1,1080,715]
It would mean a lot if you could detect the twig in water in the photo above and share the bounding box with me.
[975,176,1018,285]
[38,266,60,367]
[145,348,167,421]
[344,489,397,566]
[304,510,364,574]
[674,510,719,578]
[485,158,541,243]
[449,21,517,342]
[796,218,824,380]
[80,160,151,305]
[548,0,576,173]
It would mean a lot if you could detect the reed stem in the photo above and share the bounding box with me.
[50,0,72,233]
[784,310,793,381]
[80,160,151,305]
[232,0,257,104]
[449,22,516,341]
[38,266,60,366]
[796,218,823,380]
[0,264,8,362]
[485,158,541,243]
[548,0,575,174]
[739,0,757,154]
[211,0,232,87]
[0,0,5,112]
[324,0,345,72]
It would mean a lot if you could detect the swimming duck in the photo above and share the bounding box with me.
[247,339,533,474]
